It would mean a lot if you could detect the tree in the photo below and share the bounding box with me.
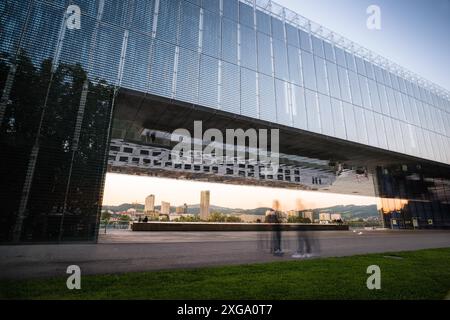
[288,216,312,224]
[119,215,131,222]
[101,211,111,221]
[225,216,242,223]
[1,49,115,241]
[208,212,226,222]
[175,215,200,222]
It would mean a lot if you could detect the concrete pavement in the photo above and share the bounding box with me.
[0,229,449,279]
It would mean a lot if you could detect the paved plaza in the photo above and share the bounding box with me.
[1,229,449,279]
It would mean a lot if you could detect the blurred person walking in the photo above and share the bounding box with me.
[271,200,284,256]
[292,229,312,258]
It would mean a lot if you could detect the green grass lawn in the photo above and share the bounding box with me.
[1,248,450,300]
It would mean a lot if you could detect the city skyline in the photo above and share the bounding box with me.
[103,173,378,211]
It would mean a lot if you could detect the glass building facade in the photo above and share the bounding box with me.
[1,0,449,242]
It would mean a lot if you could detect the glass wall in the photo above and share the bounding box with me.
[80,0,450,167]
[0,0,117,242]
[375,166,450,229]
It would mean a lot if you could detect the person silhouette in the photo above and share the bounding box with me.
[292,229,312,258]
[271,200,283,256]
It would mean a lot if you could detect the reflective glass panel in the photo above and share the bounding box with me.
[354,106,369,145]
[335,46,346,67]
[223,0,238,21]
[275,79,291,125]
[148,40,175,98]
[273,38,288,80]
[220,61,240,113]
[331,98,346,139]
[258,73,276,121]
[199,54,219,108]
[176,47,199,104]
[338,66,351,103]
[287,45,302,86]
[271,16,284,40]
[291,85,307,130]
[156,0,180,44]
[286,24,299,47]
[314,56,328,95]
[326,61,340,99]
[240,67,257,117]
[345,51,356,72]
[348,71,362,106]
[302,50,316,91]
[202,10,221,58]
[257,32,272,75]
[343,102,357,142]
[179,1,200,51]
[312,36,324,58]
[318,93,334,136]
[299,29,311,52]
[305,89,321,133]
[364,110,378,147]
[323,41,335,62]
[239,2,254,27]
[240,24,257,70]
[256,10,271,34]
[222,18,238,64]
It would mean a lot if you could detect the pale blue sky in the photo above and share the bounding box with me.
[276,0,450,90]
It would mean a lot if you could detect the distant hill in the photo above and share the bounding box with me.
[103,203,144,212]
[304,205,378,219]
[102,203,378,219]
